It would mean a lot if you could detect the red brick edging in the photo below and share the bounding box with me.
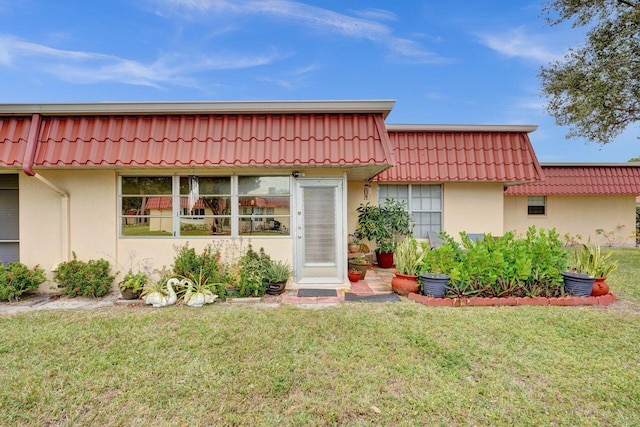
[408,293,617,307]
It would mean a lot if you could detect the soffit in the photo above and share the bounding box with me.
[504,165,640,196]
[376,130,543,182]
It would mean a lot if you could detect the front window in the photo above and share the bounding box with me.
[119,175,291,237]
[379,184,442,238]
[238,176,291,236]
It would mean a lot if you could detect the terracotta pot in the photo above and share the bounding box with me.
[348,271,362,283]
[348,243,361,253]
[376,250,394,269]
[348,261,368,279]
[591,277,610,297]
[391,273,419,296]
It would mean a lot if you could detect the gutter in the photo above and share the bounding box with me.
[22,114,71,262]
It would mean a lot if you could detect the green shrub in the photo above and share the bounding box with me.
[173,243,222,281]
[424,227,567,298]
[235,245,272,297]
[0,262,47,301]
[172,243,225,297]
[53,253,115,298]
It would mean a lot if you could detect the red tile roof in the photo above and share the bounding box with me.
[31,113,391,168]
[0,117,32,167]
[504,165,640,196]
[376,127,543,182]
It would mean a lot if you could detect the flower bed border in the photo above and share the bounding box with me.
[408,293,617,307]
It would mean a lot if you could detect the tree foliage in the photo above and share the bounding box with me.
[540,0,640,144]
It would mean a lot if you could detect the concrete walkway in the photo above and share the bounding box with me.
[0,267,396,315]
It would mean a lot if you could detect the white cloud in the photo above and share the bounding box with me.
[0,34,283,87]
[476,26,563,63]
[153,0,447,64]
[351,8,397,22]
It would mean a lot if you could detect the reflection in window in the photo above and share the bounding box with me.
[120,175,290,237]
[121,177,173,236]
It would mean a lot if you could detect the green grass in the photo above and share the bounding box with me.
[0,249,639,426]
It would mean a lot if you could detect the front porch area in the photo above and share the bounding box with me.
[275,267,395,305]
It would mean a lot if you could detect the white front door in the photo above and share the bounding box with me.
[295,178,344,284]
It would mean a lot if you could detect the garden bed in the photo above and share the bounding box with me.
[409,292,617,307]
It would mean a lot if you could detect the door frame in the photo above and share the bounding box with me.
[293,177,346,285]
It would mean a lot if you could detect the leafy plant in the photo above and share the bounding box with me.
[572,242,619,278]
[264,260,292,284]
[228,245,272,297]
[118,271,148,293]
[394,237,426,276]
[355,199,413,253]
[173,243,222,281]
[0,262,47,301]
[53,252,114,298]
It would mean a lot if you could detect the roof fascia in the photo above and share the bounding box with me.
[541,162,640,167]
[386,124,538,133]
[0,100,396,119]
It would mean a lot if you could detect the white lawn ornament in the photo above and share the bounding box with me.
[183,278,218,308]
[143,278,178,307]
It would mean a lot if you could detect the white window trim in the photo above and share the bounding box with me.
[118,174,292,238]
[378,184,443,237]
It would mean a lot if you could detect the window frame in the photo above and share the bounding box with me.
[527,196,546,216]
[378,184,443,238]
[119,174,292,238]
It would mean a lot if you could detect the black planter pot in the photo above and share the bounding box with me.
[120,288,141,300]
[266,280,287,296]
[561,271,596,296]
[419,273,449,298]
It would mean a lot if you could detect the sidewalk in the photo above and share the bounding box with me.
[0,267,396,315]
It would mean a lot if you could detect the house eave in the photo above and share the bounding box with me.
[386,124,538,133]
[0,100,396,119]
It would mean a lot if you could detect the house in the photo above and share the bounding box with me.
[504,164,640,246]
[0,100,637,293]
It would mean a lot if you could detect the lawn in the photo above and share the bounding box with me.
[0,250,639,426]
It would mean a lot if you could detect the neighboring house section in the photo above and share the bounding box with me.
[354,125,544,239]
[504,164,640,246]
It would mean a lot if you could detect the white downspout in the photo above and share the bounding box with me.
[22,113,71,263]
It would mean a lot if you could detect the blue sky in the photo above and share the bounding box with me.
[0,0,637,162]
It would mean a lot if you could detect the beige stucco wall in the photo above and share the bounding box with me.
[18,168,343,293]
[442,182,504,237]
[20,170,118,291]
[504,195,637,246]
[346,181,505,246]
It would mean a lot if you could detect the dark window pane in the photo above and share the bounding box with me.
[179,176,230,195]
[239,176,289,195]
[122,177,172,195]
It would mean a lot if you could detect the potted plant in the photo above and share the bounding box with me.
[348,233,362,253]
[391,237,425,296]
[348,256,369,279]
[118,271,148,300]
[418,236,462,298]
[355,199,413,268]
[264,260,293,295]
[348,268,362,283]
[568,242,618,296]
